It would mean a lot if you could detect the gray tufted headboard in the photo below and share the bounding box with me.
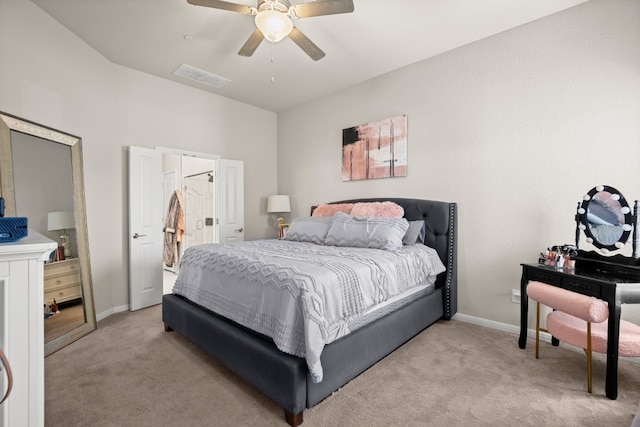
[311,197,458,319]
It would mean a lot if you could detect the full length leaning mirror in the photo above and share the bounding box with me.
[0,112,96,356]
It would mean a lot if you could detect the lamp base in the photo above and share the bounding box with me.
[59,231,71,259]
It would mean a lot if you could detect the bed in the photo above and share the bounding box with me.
[162,197,457,426]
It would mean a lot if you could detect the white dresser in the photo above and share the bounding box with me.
[44,258,81,307]
[0,230,56,427]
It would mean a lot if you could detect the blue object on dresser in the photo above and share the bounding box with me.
[0,197,28,242]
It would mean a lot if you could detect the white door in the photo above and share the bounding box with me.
[216,159,244,243]
[128,146,163,310]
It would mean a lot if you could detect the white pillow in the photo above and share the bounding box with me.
[324,212,408,250]
[284,217,332,244]
[403,220,426,245]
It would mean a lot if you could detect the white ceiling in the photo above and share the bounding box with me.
[31,0,588,112]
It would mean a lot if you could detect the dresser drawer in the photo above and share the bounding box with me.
[45,283,82,304]
[44,258,82,303]
[526,268,562,286]
[44,271,80,291]
[562,277,601,298]
[45,258,80,277]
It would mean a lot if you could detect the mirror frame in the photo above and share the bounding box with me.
[576,184,634,253]
[0,112,96,356]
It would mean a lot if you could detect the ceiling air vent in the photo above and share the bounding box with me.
[172,64,230,89]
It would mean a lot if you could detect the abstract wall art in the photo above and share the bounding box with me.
[342,115,407,182]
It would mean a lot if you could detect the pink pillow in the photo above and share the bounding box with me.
[312,203,354,217]
[351,202,404,218]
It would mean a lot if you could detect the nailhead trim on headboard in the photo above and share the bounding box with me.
[444,203,456,319]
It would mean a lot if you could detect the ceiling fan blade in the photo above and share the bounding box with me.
[186,0,253,14]
[288,27,325,61]
[238,28,264,57]
[290,0,354,18]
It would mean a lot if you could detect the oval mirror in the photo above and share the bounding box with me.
[577,185,633,252]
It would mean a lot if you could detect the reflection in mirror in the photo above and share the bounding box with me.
[0,112,96,356]
[576,185,635,254]
[11,132,86,342]
[587,190,625,246]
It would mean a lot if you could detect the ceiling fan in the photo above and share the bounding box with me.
[186,0,355,61]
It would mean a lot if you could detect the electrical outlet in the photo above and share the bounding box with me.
[511,289,521,304]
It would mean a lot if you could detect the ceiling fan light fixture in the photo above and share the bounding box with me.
[255,9,292,43]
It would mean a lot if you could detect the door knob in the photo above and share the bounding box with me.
[235,228,244,233]
[132,233,147,239]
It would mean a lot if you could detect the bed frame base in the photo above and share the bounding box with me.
[162,293,308,423]
[163,287,443,426]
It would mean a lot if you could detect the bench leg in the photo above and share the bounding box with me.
[587,322,593,393]
[535,302,540,359]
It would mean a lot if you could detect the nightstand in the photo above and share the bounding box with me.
[44,258,82,306]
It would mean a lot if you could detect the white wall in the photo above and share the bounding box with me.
[277,0,640,326]
[2,0,639,329]
[0,0,278,316]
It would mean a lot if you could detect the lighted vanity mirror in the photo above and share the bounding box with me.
[576,185,635,253]
[0,112,96,356]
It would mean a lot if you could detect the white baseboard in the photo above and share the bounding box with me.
[96,304,130,322]
[453,312,553,343]
[453,312,640,363]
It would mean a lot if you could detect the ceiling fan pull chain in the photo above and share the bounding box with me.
[270,42,276,83]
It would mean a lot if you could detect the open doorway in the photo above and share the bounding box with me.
[129,146,244,311]
[161,154,216,294]
[183,170,215,249]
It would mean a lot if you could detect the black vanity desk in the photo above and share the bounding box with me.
[519,255,640,400]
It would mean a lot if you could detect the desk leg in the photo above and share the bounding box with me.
[606,298,621,400]
[519,274,528,349]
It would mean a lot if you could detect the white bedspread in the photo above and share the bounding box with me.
[172,239,445,383]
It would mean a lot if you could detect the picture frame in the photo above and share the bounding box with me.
[278,224,290,239]
[342,114,407,181]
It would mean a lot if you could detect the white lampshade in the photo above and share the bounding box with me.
[47,211,75,231]
[267,195,290,213]
[255,9,293,43]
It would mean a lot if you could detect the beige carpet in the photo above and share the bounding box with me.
[45,305,640,426]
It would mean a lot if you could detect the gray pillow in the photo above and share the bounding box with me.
[284,217,332,244]
[324,212,408,250]
[403,220,426,245]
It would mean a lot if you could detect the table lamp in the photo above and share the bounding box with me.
[48,210,75,259]
[267,195,290,226]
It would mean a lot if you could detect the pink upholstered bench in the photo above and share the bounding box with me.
[526,281,640,394]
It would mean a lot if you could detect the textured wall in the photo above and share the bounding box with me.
[277,0,640,326]
[0,0,278,316]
